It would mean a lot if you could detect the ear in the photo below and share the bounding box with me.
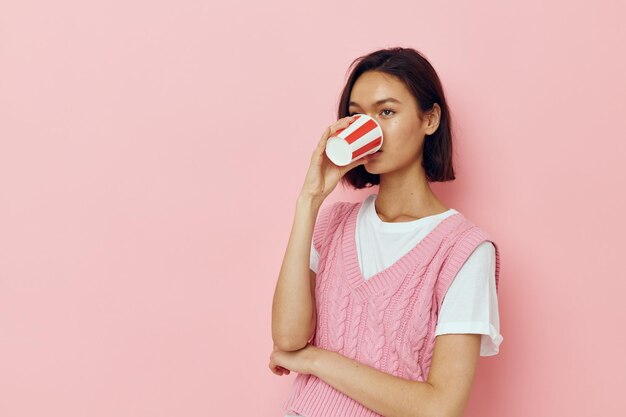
[425,103,442,136]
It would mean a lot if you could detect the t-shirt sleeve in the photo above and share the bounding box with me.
[310,239,320,273]
[435,241,503,356]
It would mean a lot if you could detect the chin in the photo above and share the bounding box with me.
[364,162,382,174]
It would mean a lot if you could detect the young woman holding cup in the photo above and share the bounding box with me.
[271,47,502,417]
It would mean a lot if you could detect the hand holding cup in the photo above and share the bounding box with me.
[300,115,378,202]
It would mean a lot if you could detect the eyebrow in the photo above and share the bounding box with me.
[349,97,402,107]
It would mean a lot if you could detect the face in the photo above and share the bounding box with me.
[347,71,440,174]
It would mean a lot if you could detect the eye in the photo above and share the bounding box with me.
[348,110,394,117]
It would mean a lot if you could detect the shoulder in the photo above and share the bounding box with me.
[454,242,496,287]
[449,215,501,293]
[449,218,498,270]
[312,200,357,252]
[449,213,498,251]
[468,241,496,259]
[436,215,501,294]
[453,214,499,268]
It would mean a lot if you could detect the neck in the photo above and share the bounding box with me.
[375,162,448,222]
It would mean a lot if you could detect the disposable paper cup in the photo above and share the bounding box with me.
[325,114,384,166]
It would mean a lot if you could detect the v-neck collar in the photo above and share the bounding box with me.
[341,201,465,300]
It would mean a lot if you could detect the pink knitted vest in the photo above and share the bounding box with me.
[282,201,501,417]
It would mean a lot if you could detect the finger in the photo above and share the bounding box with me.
[320,115,356,145]
[329,115,357,136]
[314,115,358,157]
[313,128,343,162]
[269,364,283,375]
[316,126,332,148]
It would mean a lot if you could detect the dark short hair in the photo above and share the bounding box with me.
[338,47,456,189]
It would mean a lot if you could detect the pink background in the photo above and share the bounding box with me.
[1,1,624,416]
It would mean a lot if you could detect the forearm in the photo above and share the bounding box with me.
[310,348,441,417]
[272,194,322,350]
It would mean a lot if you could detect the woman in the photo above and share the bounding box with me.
[270,47,502,417]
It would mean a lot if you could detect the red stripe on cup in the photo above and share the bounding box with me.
[352,136,382,159]
[345,119,377,145]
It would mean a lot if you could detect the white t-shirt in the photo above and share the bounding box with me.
[284,194,503,417]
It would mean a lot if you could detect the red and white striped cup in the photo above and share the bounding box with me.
[325,114,384,166]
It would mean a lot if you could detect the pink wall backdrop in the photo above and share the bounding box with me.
[1,0,624,416]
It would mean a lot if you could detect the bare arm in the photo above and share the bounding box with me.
[272,194,322,351]
[271,114,370,352]
[307,333,482,417]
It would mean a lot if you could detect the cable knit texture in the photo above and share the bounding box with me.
[283,201,501,417]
